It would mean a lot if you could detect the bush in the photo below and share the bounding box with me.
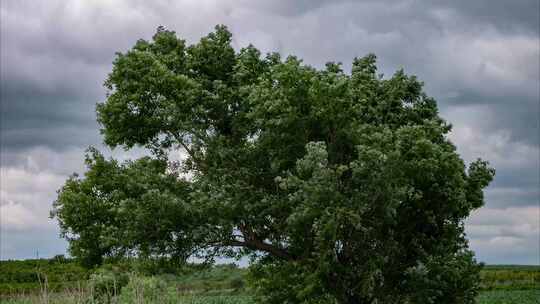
[0,259,89,295]
[88,267,129,302]
[118,275,167,303]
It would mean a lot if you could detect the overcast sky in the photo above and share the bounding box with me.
[1,0,539,264]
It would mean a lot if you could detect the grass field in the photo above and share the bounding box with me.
[1,260,538,303]
[476,290,540,304]
[2,295,256,304]
[3,291,539,304]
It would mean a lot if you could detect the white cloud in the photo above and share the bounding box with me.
[424,31,539,99]
[446,104,539,171]
[0,167,65,232]
[0,201,39,231]
[466,207,540,264]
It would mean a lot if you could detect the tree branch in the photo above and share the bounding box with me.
[226,239,294,261]
[235,223,294,260]
[172,132,207,171]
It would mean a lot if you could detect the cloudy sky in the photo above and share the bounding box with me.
[1,0,538,264]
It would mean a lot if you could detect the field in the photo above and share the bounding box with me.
[476,290,540,304]
[1,259,538,303]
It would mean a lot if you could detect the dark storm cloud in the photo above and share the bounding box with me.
[0,84,101,151]
[436,0,540,35]
[0,0,538,262]
[234,0,540,148]
[1,0,537,188]
[485,187,539,209]
[1,1,133,152]
[263,0,540,34]
[1,0,538,152]
[444,94,539,146]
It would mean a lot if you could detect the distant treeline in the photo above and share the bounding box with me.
[0,255,88,295]
[480,265,540,290]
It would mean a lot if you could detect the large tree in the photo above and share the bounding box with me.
[53,25,494,303]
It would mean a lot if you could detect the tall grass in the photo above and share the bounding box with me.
[1,262,538,303]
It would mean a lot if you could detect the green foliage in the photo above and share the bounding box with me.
[51,148,195,267]
[0,259,88,295]
[87,266,129,302]
[401,251,482,304]
[130,257,185,276]
[173,264,248,293]
[52,25,495,303]
[117,276,167,303]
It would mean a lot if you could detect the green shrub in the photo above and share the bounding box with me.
[87,267,129,302]
[0,259,89,296]
[118,275,167,303]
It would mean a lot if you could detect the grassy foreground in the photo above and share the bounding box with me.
[3,291,539,304]
[476,290,540,304]
[1,260,538,303]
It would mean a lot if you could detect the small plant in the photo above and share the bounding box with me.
[36,272,48,304]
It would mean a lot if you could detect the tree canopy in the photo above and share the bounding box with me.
[52,25,495,304]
